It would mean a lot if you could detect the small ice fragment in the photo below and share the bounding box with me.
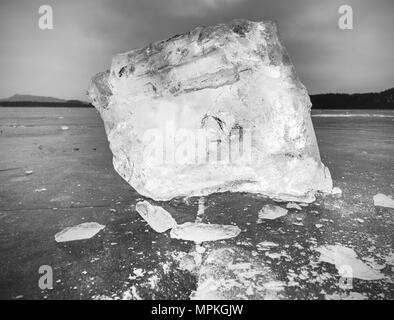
[61,126,69,130]
[263,281,286,291]
[315,224,323,228]
[265,252,281,259]
[133,268,144,277]
[258,205,288,220]
[293,243,303,250]
[331,187,342,195]
[385,251,394,266]
[55,222,105,242]
[325,292,367,300]
[246,286,254,295]
[195,244,206,254]
[286,202,302,210]
[170,222,241,242]
[257,241,279,248]
[135,201,177,233]
[373,193,394,208]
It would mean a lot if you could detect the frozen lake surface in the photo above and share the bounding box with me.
[0,107,393,299]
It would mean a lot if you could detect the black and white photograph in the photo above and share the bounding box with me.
[0,0,393,307]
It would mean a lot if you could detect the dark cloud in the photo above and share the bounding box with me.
[0,0,393,99]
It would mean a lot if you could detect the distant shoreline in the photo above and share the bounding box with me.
[0,103,392,110]
[0,102,94,108]
[310,88,394,109]
[1,87,393,109]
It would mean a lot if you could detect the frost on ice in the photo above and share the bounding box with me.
[316,245,385,281]
[191,246,284,300]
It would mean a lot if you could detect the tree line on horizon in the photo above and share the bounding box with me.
[310,87,394,109]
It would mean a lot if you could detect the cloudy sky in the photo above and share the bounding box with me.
[0,0,393,100]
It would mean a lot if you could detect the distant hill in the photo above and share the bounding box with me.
[0,94,66,103]
[310,88,394,109]
[0,94,92,108]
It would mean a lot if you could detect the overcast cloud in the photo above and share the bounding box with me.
[0,0,393,100]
